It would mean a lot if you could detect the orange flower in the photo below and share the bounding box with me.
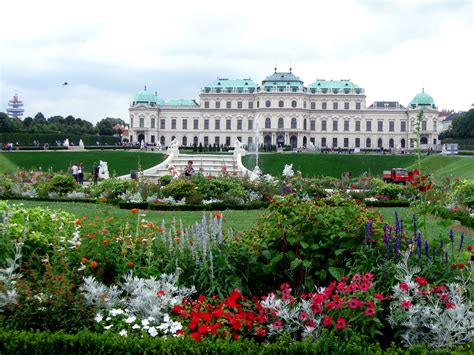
[57,275,63,280]
[81,257,88,263]
[102,239,109,246]
[95,216,101,221]
[82,216,88,221]
[130,208,139,214]
[90,261,98,268]
[147,222,154,228]
[212,213,222,219]
[88,232,97,239]
[75,219,81,225]
[127,261,134,267]
[101,229,108,235]
[175,237,181,242]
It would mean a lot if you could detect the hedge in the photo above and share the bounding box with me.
[435,207,474,229]
[119,200,270,211]
[0,133,120,146]
[364,199,411,208]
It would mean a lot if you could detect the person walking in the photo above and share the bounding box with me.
[92,162,100,185]
[71,162,79,182]
[78,163,84,185]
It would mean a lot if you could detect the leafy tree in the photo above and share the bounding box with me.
[95,117,125,136]
[440,109,474,139]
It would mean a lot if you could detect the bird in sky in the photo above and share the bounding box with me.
[62,82,68,86]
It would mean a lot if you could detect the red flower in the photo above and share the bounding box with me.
[348,298,363,309]
[212,213,222,219]
[75,219,81,225]
[401,300,412,310]
[363,272,374,281]
[336,317,347,329]
[102,239,109,246]
[364,307,376,316]
[256,327,267,337]
[373,293,384,300]
[445,302,455,309]
[452,263,457,270]
[176,329,185,336]
[323,316,333,326]
[81,257,88,263]
[101,229,108,235]
[89,261,98,268]
[198,295,206,302]
[156,290,166,297]
[399,282,409,293]
[130,208,139,214]
[459,263,465,269]
[127,261,134,267]
[358,282,370,292]
[415,276,428,286]
[190,332,201,342]
[467,245,473,252]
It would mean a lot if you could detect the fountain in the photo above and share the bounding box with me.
[250,113,262,181]
[63,138,70,147]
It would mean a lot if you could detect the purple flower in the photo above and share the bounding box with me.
[425,240,429,262]
[449,228,454,243]
[459,232,464,252]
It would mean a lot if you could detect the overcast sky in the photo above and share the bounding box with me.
[1,0,472,123]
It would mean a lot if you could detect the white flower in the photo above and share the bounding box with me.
[141,319,149,326]
[119,330,128,337]
[94,313,103,323]
[104,324,113,330]
[132,324,141,330]
[110,308,125,317]
[125,315,137,324]
[148,326,158,337]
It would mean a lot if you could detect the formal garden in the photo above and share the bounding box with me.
[1,151,473,353]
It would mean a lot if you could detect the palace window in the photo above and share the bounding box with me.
[204,101,209,108]
[215,119,220,130]
[344,120,349,131]
[226,101,231,109]
[366,121,372,132]
[151,118,155,129]
[322,102,327,110]
[310,120,315,131]
[248,101,254,109]
[389,121,395,132]
[139,117,145,128]
[356,102,361,110]
[355,138,360,147]
[265,100,271,108]
[171,119,176,129]
[182,136,187,146]
[401,121,406,132]
[321,137,327,147]
[278,117,284,129]
[278,100,284,108]
[182,119,187,129]
[291,118,297,129]
[332,120,338,131]
[237,101,242,109]
[344,138,349,147]
[344,102,350,110]
[332,138,338,147]
[291,100,297,108]
[204,119,209,130]
[322,120,327,131]
[333,102,338,110]
[193,119,199,129]
[160,119,165,129]
[422,121,427,131]
[204,136,209,146]
[265,117,271,128]
[355,121,360,131]
[226,136,231,146]
[248,120,253,130]
[311,102,316,110]
[215,136,220,145]
[366,138,371,148]
[378,121,383,132]
[237,120,242,130]
[215,101,221,109]
[226,119,231,130]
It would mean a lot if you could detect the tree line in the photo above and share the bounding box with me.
[439,109,474,140]
[0,112,125,136]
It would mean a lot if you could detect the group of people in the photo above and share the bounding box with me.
[69,162,100,185]
[168,160,195,179]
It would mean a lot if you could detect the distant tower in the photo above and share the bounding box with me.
[6,92,25,118]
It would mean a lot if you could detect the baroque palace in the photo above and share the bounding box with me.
[128,69,439,150]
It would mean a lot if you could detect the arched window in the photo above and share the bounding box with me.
[291,100,297,108]
[139,117,145,128]
[278,100,284,108]
[276,135,284,146]
[290,135,297,148]
[160,136,165,146]
[377,138,383,148]
[389,138,394,148]
[265,100,271,108]
[278,117,284,129]
[193,136,198,146]
[265,117,271,129]
[303,136,307,147]
[182,136,187,146]
[420,137,428,145]
[366,138,371,148]
[303,119,307,130]
[291,118,297,129]
[401,138,406,148]
[264,135,272,146]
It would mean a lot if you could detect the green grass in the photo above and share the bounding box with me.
[407,155,474,180]
[5,200,466,243]
[0,151,165,176]
[242,153,417,178]
[4,200,262,232]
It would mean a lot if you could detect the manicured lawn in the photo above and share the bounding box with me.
[242,153,417,178]
[406,155,474,180]
[0,151,165,176]
[4,200,263,232]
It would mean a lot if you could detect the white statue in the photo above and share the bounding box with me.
[234,138,244,149]
[168,138,179,149]
[249,165,262,182]
[140,139,145,149]
[282,164,294,178]
[79,139,84,148]
[63,138,69,147]
[307,141,316,151]
[98,160,110,180]
[441,144,447,155]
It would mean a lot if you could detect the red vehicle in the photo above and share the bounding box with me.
[383,168,419,184]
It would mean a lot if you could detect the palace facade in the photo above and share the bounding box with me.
[128,69,439,150]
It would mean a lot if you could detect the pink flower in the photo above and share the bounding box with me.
[401,300,412,310]
[323,316,333,326]
[336,317,347,329]
[352,273,361,282]
[415,276,428,286]
[298,311,309,321]
[272,320,282,329]
[364,307,376,316]
[399,282,409,293]
[373,293,384,300]
[445,302,455,309]
[358,282,370,292]
[363,272,374,282]
[348,298,363,309]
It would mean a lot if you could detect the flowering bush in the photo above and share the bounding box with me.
[388,251,473,348]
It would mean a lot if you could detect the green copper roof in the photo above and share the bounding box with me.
[205,79,257,89]
[308,79,361,90]
[165,99,199,107]
[410,90,435,107]
[262,71,304,86]
[134,88,165,105]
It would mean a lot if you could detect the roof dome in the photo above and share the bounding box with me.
[134,86,165,105]
[410,89,435,108]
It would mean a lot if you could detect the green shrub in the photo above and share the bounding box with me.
[375,184,406,200]
[47,174,78,195]
[90,178,136,199]
[161,179,196,200]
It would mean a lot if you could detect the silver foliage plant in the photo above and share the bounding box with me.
[388,250,473,348]
[80,271,195,322]
[0,241,22,312]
